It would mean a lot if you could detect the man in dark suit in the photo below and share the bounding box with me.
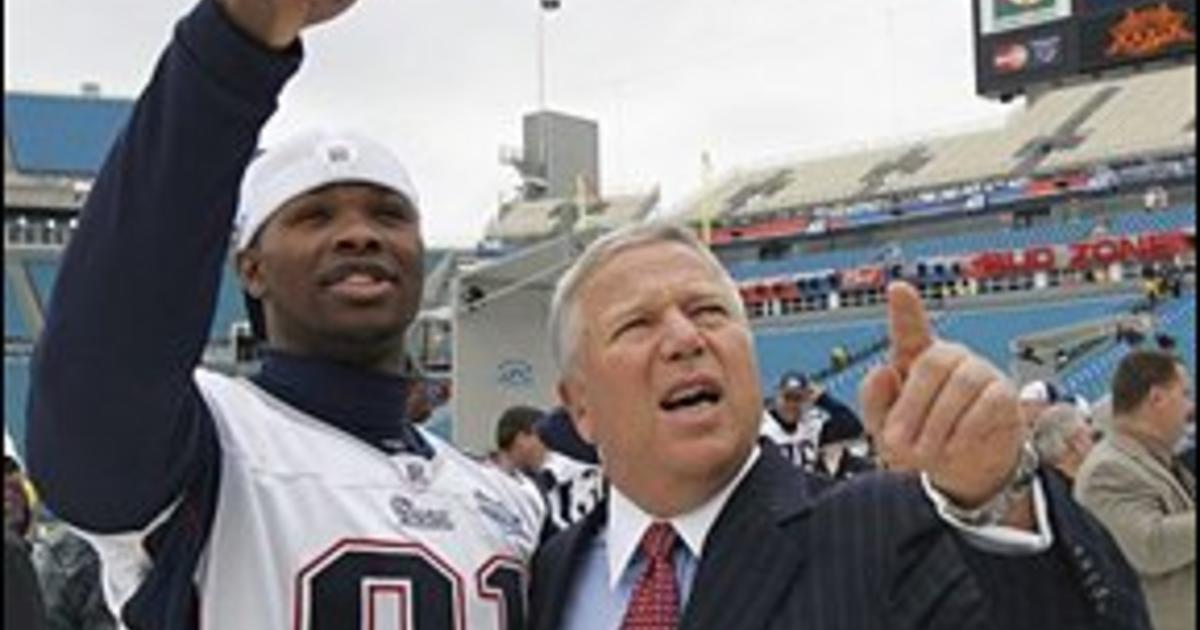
[529,222,1149,630]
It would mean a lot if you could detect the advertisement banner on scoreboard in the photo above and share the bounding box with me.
[976,18,1079,95]
[980,0,1073,34]
[1078,0,1196,71]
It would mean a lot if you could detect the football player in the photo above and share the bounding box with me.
[27,1,542,628]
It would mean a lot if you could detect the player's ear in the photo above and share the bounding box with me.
[236,249,267,299]
[557,377,595,445]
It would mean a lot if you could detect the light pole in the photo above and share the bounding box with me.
[538,0,560,111]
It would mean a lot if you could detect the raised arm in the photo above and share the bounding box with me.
[24,0,331,531]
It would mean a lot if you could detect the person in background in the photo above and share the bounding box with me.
[6,528,47,630]
[1075,350,1195,630]
[6,453,116,630]
[422,379,456,441]
[536,407,605,533]
[32,524,119,630]
[1032,403,1098,487]
[1018,379,1065,428]
[812,415,875,483]
[1178,414,1195,474]
[494,405,551,485]
[403,376,437,425]
[760,371,860,471]
[4,455,35,543]
[5,439,47,630]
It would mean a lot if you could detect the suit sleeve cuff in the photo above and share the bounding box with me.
[921,472,1055,555]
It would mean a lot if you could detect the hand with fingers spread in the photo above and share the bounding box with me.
[220,0,358,49]
[860,282,1027,513]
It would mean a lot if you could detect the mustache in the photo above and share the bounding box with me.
[317,259,401,285]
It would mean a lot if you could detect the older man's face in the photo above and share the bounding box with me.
[561,242,762,515]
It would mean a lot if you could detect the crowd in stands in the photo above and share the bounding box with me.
[734,202,1195,320]
[705,153,1194,246]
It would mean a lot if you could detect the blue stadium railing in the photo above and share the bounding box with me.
[753,292,1153,409]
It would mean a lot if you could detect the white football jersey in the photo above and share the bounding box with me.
[759,409,825,470]
[540,452,605,532]
[85,369,544,630]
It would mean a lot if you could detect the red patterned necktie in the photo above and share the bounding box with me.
[620,522,680,630]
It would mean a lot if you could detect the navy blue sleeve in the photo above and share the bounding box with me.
[26,0,301,532]
[814,391,862,427]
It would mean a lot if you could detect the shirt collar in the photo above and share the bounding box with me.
[251,349,431,457]
[605,445,761,589]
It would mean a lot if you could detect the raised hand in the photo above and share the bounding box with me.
[219,0,359,49]
[860,282,1024,508]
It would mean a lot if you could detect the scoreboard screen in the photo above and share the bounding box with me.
[979,0,1073,34]
[975,0,1196,98]
[1078,0,1196,71]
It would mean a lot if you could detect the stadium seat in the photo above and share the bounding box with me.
[4,93,133,176]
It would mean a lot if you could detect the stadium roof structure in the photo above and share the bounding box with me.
[671,64,1195,225]
[4,92,134,177]
[484,187,660,245]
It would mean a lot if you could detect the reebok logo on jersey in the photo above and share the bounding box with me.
[390,496,455,531]
[474,490,534,545]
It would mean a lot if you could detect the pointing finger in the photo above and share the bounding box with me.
[860,363,901,444]
[887,281,934,378]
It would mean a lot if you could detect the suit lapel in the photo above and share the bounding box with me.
[680,444,817,630]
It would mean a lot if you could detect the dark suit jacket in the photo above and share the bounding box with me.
[529,442,1150,630]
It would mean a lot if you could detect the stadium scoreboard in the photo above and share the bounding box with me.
[975,0,1196,99]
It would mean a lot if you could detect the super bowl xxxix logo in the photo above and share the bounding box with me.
[1107,3,1195,59]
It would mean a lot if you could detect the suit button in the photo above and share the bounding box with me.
[1072,544,1086,558]
[1090,586,1110,601]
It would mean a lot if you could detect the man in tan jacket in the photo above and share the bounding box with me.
[1076,350,1195,630]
